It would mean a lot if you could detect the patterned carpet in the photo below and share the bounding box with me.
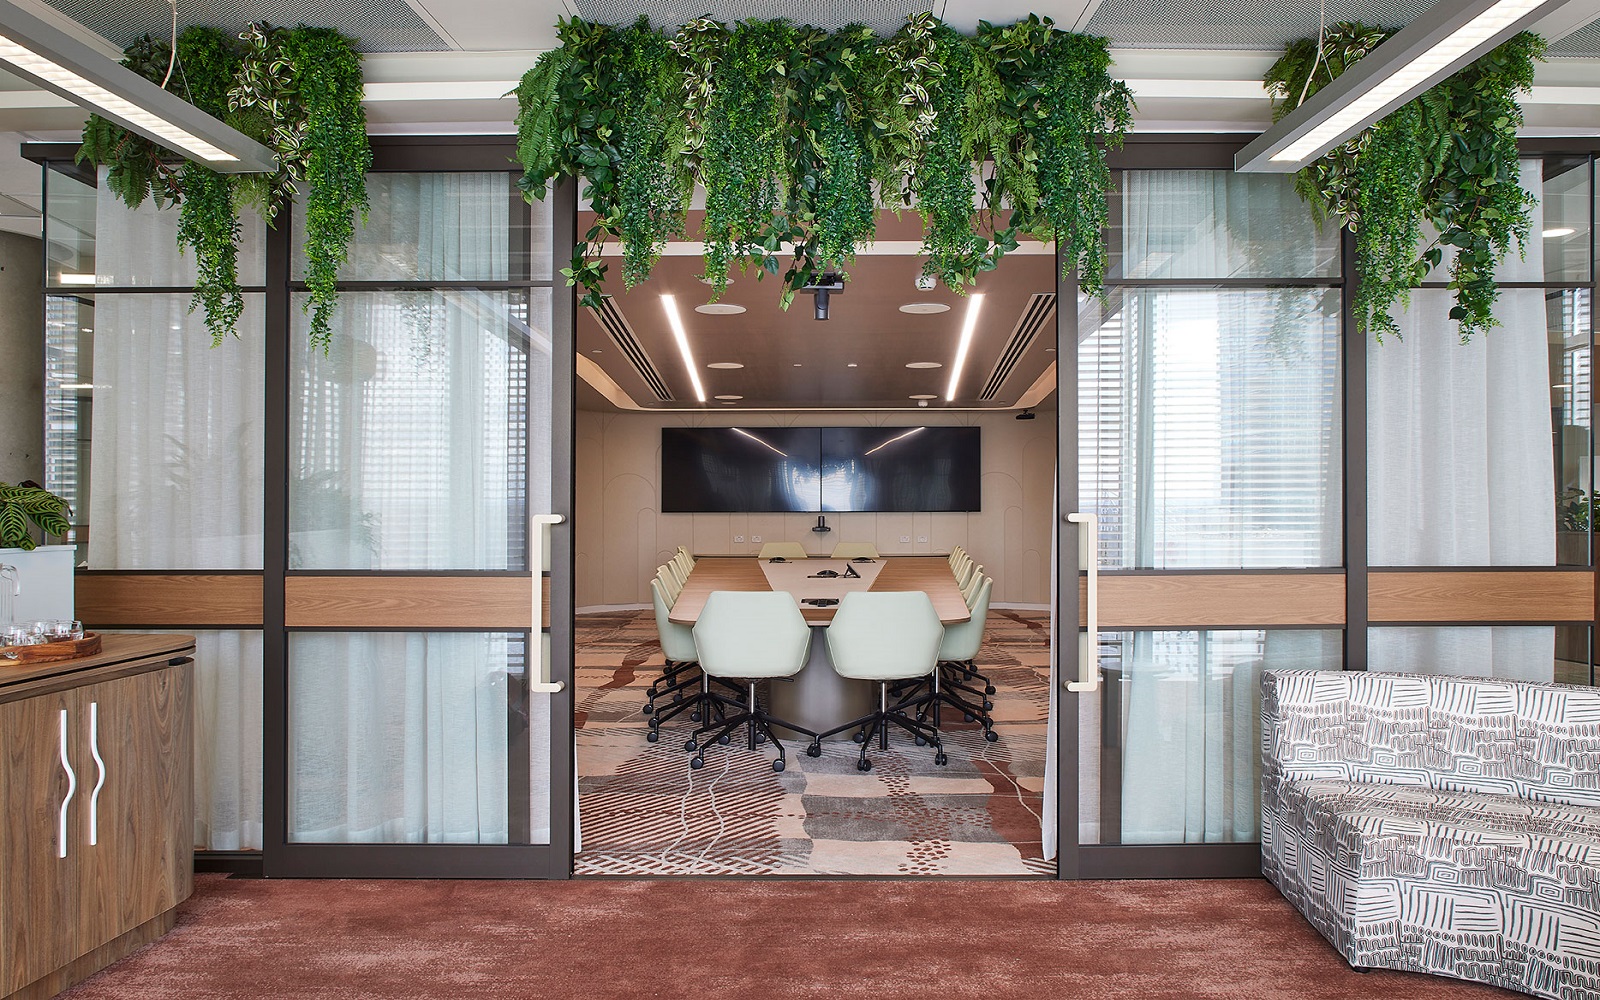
[575,608,1052,876]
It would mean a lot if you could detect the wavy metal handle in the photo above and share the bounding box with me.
[58,708,76,859]
[1065,512,1100,693]
[88,701,105,846]
[529,513,566,695]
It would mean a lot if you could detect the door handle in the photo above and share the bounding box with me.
[1065,512,1100,693]
[58,708,76,859]
[88,701,105,846]
[529,513,566,695]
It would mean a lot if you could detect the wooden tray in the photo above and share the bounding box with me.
[0,632,102,664]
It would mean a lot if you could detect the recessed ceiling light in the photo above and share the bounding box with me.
[707,362,745,369]
[899,302,951,315]
[720,401,738,405]
[946,294,985,402]
[909,394,938,400]
[1045,347,1056,353]
[714,394,743,400]
[590,349,602,354]
[906,361,943,369]
[695,303,747,315]
[1544,227,1576,238]
[846,363,858,368]
[792,363,802,367]
[660,294,708,403]
[699,275,733,286]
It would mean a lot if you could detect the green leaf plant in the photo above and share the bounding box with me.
[512,14,1133,311]
[1266,24,1543,342]
[0,482,71,551]
[77,24,370,352]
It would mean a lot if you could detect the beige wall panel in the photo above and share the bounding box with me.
[574,409,1056,606]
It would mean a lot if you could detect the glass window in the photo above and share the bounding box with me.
[1369,625,1591,686]
[1106,170,1341,280]
[1079,629,1342,846]
[1541,157,1590,284]
[1551,289,1593,565]
[288,631,544,845]
[288,288,551,570]
[1078,288,1343,569]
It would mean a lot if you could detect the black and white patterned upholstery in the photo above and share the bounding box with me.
[1261,670,1600,999]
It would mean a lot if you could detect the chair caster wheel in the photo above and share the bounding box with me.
[935,752,948,766]
[642,703,654,715]
[805,743,822,758]
[982,700,994,711]
[856,758,872,772]
[984,729,999,742]
[646,730,659,743]
[672,693,683,703]
[717,734,731,745]
[690,756,705,770]
[755,733,766,745]
[684,739,698,751]
[914,736,926,746]
[984,685,997,696]
[772,759,785,773]
[852,732,866,744]
[690,711,702,722]
[964,713,975,723]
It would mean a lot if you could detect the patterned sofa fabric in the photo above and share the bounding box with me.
[1261,670,1600,999]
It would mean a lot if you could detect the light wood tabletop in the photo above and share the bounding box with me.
[668,556,971,626]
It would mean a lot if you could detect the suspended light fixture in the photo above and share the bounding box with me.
[0,2,275,172]
[1237,0,1579,173]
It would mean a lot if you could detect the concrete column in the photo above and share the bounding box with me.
[0,230,44,487]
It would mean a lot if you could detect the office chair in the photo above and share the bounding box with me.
[961,564,986,605]
[948,546,967,568]
[830,541,880,559]
[687,591,817,772]
[955,561,983,592]
[810,591,946,771]
[758,541,808,560]
[655,565,682,604]
[644,578,738,741]
[929,575,999,739]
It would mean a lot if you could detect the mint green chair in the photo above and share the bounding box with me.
[643,578,715,740]
[830,541,879,559]
[931,576,999,740]
[688,591,815,772]
[758,541,808,561]
[813,591,946,771]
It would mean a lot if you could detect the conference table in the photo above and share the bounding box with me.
[668,556,970,738]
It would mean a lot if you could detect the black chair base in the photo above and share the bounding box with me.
[646,674,743,743]
[808,681,947,771]
[686,680,816,773]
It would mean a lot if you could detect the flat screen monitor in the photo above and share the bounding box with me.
[661,426,981,513]
[661,427,822,512]
[821,426,981,512]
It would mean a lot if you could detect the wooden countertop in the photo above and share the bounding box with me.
[0,633,196,702]
[669,556,970,626]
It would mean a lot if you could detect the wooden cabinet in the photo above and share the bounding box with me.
[0,636,194,1000]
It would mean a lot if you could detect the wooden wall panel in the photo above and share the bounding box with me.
[1369,570,1595,623]
[284,576,551,630]
[76,575,263,627]
[1076,573,1346,629]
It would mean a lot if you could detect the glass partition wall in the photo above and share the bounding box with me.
[37,141,575,878]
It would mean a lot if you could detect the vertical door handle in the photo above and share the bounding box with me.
[528,513,566,694]
[88,701,105,846]
[58,708,76,859]
[1065,512,1100,693]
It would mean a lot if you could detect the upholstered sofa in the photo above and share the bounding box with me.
[1261,669,1600,999]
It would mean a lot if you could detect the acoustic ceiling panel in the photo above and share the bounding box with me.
[569,0,930,34]
[1549,19,1600,56]
[1083,0,1434,50]
[42,0,451,53]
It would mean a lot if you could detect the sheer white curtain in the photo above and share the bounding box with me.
[286,173,550,845]
[88,169,266,850]
[1369,160,1557,679]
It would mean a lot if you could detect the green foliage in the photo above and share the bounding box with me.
[77,23,370,352]
[1558,488,1592,532]
[1266,24,1543,341]
[512,15,1132,310]
[0,483,71,551]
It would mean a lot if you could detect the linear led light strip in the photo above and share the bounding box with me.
[945,294,985,402]
[1271,0,1552,165]
[0,34,238,163]
[659,294,707,403]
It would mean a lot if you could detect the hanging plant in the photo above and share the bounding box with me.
[513,15,1132,311]
[1266,24,1543,341]
[77,23,370,351]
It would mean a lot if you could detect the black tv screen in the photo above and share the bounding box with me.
[821,426,980,512]
[661,426,981,513]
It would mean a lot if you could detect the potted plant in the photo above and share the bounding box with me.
[0,482,76,624]
[1557,488,1592,566]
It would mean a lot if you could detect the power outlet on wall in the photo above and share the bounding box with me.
[734,535,745,543]
[751,535,762,543]
[900,535,910,543]
[917,535,928,543]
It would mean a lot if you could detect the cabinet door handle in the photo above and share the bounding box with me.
[88,701,105,847]
[58,708,76,859]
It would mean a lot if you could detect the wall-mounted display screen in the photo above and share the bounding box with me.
[661,426,981,513]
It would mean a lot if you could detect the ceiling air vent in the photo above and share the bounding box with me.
[591,298,674,402]
[978,293,1055,402]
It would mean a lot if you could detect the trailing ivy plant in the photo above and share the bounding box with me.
[77,23,370,351]
[1266,24,1543,341]
[512,15,1132,311]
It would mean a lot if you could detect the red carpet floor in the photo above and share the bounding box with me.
[59,875,1520,999]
